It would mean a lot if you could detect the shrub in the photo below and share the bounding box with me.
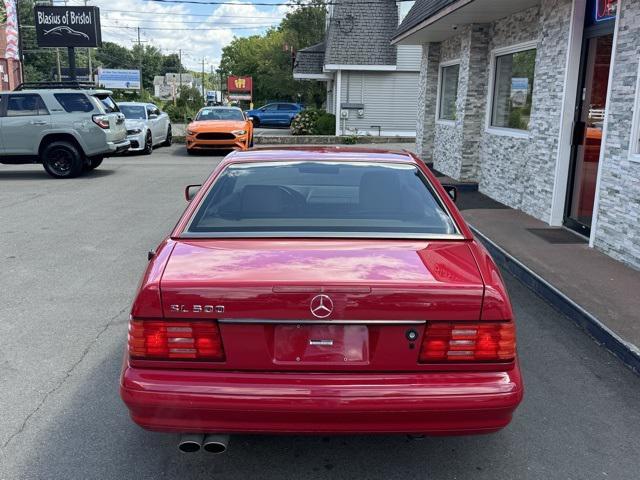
[314,113,336,135]
[290,109,321,135]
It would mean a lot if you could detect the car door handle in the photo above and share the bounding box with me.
[29,120,48,125]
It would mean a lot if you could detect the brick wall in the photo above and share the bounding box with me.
[593,0,640,269]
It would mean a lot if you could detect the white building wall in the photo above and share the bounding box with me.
[397,45,422,71]
[338,70,419,136]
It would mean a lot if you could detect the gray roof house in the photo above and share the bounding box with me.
[293,1,421,136]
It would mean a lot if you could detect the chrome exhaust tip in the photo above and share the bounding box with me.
[178,434,204,453]
[202,434,229,454]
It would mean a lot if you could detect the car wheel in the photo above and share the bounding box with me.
[142,131,153,155]
[41,141,83,179]
[186,148,195,155]
[84,157,103,171]
[162,125,173,147]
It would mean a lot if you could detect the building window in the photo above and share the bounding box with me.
[490,46,537,131]
[438,63,460,122]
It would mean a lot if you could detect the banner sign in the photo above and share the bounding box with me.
[227,75,252,93]
[228,93,252,101]
[34,6,102,48]
[97,68,141,90]
[2,0,19,60]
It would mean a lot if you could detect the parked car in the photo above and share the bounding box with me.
[0,83,129,178]
[185,106,253,154]
[245,102,303,127]
[119,102,172,154]
[120,147,523,453]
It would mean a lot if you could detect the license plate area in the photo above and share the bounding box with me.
[274,325,369,365]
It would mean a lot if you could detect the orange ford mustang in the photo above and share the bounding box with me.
[186,107,254,153]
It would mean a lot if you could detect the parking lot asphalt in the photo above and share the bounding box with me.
[1,145,639,480]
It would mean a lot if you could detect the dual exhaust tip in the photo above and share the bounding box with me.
[178,433,229,454]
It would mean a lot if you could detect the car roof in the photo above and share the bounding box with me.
[118,102,149,106]
[6,89,108,95]
[201,106,242,110]
[223,147,417,165]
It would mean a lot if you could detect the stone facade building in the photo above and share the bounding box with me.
[393,0,640,269]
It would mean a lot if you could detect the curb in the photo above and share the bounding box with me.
[254,135,416,145]
[172,136,415,146]
[471,226,640,375]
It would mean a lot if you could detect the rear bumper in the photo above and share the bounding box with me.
[106,139,131,156]
[120,362,523,435]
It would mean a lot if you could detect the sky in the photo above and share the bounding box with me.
[59,0,294,71]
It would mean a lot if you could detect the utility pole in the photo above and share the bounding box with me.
[210,65,215,103]
[201,57,205,102]
[178,49,182,100]
[134,27,148,95]
[56,49,62,82]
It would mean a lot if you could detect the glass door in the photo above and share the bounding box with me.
[565,33,613,236]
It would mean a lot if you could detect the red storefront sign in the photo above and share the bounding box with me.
[227,76,253,93]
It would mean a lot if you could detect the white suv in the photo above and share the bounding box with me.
[0,84,130,178]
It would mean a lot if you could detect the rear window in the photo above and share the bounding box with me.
[95,95,120,113]
[120,105,146,119]
[186,161,458,237]
[54,93,95,113]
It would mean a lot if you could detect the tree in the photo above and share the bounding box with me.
[219,1,327,107]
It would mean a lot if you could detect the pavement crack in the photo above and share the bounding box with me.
[0,306,128,451]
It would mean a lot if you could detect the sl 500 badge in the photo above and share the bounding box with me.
[170,304,224,314]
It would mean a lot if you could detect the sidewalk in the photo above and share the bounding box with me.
[453,187,640,373]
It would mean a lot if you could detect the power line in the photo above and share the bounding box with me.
[102,24,274,30]
[102,18,279,25]
[101,9,283,19]
[146,0,406,5]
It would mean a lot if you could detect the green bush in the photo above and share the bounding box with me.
[290,109,336,136]
[314,113,335,135]
[290,109,321,135]
[163,103,196,124]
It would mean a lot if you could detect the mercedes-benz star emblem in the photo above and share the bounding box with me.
[310,294,334,318]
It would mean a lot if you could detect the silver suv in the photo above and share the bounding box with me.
[0,84,130,178]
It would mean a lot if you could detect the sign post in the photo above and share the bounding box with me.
[33,6,102,81]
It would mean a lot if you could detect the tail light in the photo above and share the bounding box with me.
[128,320,225,361]
[92,114,110,129]
[419,322,515,363]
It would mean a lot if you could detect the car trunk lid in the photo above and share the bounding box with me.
[158,239,484,371]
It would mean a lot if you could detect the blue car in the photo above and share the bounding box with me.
[245,102,304,128]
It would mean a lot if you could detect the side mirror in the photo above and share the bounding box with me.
[248,116,255,123]
[149,113,158,119]
[442,185,458,203]
[187,117,193,123]
[185,184,202,202]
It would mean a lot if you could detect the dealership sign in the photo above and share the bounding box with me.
[227,75,253,93]
[34,6,102,48]
[97,68,141,90]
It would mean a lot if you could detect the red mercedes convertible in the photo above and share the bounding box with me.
[120,147,523,453]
